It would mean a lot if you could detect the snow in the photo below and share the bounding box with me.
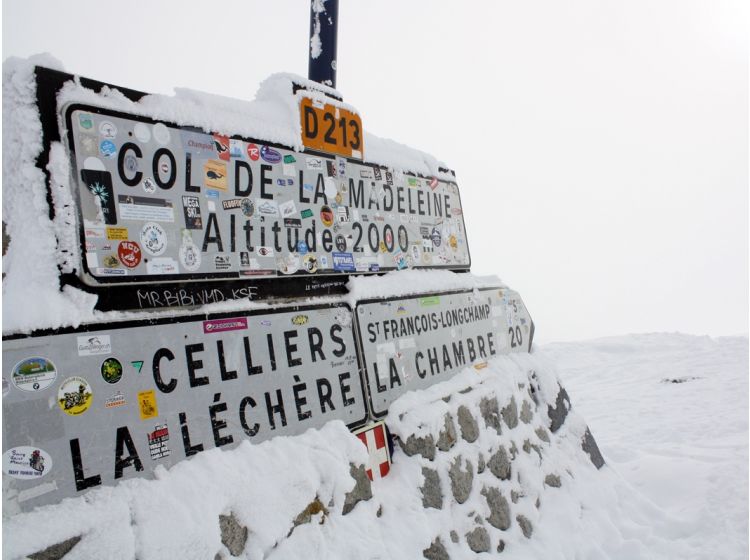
[4,333,746,559]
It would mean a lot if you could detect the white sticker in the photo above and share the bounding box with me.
[86,253,99,269]
[3,447,52,480]
[133,123,151,143]
[179,243,201,272]
[398,338,416,350]
[152,123,171,145]
[377,342,396,355]
[324,177,337,199]
[99,121,117,139]
[82,157,106,171]
[147,257,179,275]
[256,199,279,217]
[279,200,297,218]
[77,334,112,356]
[140,222,168,256]
[283,163,295,177]
[119,200,174,222]
[11,357,57,393]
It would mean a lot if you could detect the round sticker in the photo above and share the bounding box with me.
[101,358,123,384]
[99,140,116,158]
[142,177,156,194]
[320,206,334,227]
[241,198,255,218]
[3,447,52,480]
[335,235,347,252]
[140,222,167,256]
[57,377,93,416]
[449,234,458,250]
[11,357,57,393]
[133,122,151,143]
[385,228,393,248]
[180,243,202,271]
[118,241,142,268]
[124,154,139,174]
[152,123,171,145]
[399,228,408,249]
[99,121,117,139]
[303,254,318,273]
[247,143,260,161]
[431,227,442,247]
[297,240,309,255]
[277,254,300,275]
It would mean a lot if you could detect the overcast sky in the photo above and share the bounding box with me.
[3,0,747,342]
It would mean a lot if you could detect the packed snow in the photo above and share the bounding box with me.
[4,333,745,559]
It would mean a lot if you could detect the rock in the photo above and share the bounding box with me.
[421,467,443,509]
[509,442,519,460]
[399,433,436,461]
[520,400,534,424]
[516,515,533,538]
[581,427,605,469]
[219,513,248,557]
[449,457,474,504]
[437,414,457,452]
[477,453,486,474]
[450,531,459,544]
[501,397,518,429]
[28,536,82,560]
[343,463,373,514]
[423,538,450,560]
[522,439,542,461]
[488,447,511,481]
[465,526,490,553]
[457,405,479,443]
[510,490,520,504]
[291,497,328,535]
[377,505,383,517]
[481,487,511,530]
[544,474,561,488]
[479,396,501,434]
[497,539,506,552]
[547,385,571,433]
[535,427,550,443]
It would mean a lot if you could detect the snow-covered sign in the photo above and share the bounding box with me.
[63,102,468,287]
[2,303,367,512]
[355,287,534,417]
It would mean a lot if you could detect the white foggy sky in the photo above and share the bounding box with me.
[3,0,747,342]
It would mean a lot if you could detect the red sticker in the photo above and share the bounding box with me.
[247,143,260,161]
[213,134,230,161]
[118,241,142,268]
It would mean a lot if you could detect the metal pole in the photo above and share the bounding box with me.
[308,0,339,88]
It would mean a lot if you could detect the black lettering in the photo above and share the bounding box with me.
[316,378,335,413]
[153,347,177,393]
[117,142,142,186]
[217,340,238,381]
[238,397,259,437]
[201,212,224,252]
[338,372,355,406]
[186,343,209,387]
[179,412,204,456]
[308,327,325,362]
[69,438,101,492]
[114,426,143,479]
[234,160,253,196]
[209,393,234,447]
[265,389,287,429]
[153,148,176,189]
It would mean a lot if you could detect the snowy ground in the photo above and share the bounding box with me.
[538,333,749,560]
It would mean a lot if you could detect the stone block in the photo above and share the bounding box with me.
[423,538,450,560]
[28,536,81,560]
[399,433,436,461]
[516,515,533,538]
[219,512,248,557]
[343,463,373,515]
[535,427,550,443]
[449,456,474,504]
[488,447,511,481]
[457,405,479,443]
[544,474,561,488]
[547,385,571,433]
[421,467,443,509]
[520,400,534,424]
[501,397,519,429]
[479,396,502,434]
[465,526,490,553]
[481,486,511,530]
[581,427,605,469]
[437,414,457,452]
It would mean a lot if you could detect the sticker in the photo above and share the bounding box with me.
[140,222,167,256]
[247,143,260,161]
[284,154,296,164]
[78,113,94,130]
[99,121,117,139]
[138,390,159,420]
[101,357,123,384]
[297,240,309,254]
[277,253,300,274]
[117,241,142,268]
[420,296,441,306]
[152,123,171,145]
[320,205,334,227]
[301,208,314,219]
[256,246,274,257]
[11,357,57,392]
[285,218,302,229]
[291,315,309,326]
[213,134,230,161]
[204,160,227,190]
[131,361,144,373]
[241,199,255,218]
[57,376,93,416]
[279,200,297,218]
[257,199,279,216]
[229,139,244,158]
[102,253,120,268]
[133,123,151,143]
[179,241,201,272]
[99,140,116,158]
[303,254,318,273]
[324,177,337,199]
[146,257,179,275]
[147,424,170,460]
[3,447,52,480]
[118,195,175,222]
[326,160,337,177]
[335,235,347,252]
[95,267,126,276]
[77,335,111,356]
[222,199,244,211]
[104,391,126,409]
[106,227,128,240]
[260,146,281,164]
[182,196,203,229]
[142,177,156,194]
[431,227,442,247]
[332,252,355,271]
[214,255,232,270]
[203,317,248,334]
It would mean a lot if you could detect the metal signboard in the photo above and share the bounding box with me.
[299,95,364,159]
[355,288,534,417]
[64,104,470,286]
[2,304,366,512]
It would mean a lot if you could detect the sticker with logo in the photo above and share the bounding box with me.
[335,235,347,252]
[3,447,52,480]
[179,232,201,272]
[449,234,458,250]
[337,206,350,223]
[104,390,126,409]
[11,357,57,393]
[320,205,334,227]
[204,160,227,190]
[99,140,116,158]
[182,196,203,229]
[257,199,279,216]
[78,134,99,156]
[279,200,297,218]
[256,246,274,257]
[57,376,93,416]
[214,255,232,270]
[247,143,260,161]
[306,157,323,170]
[138,390,159,420]
[221,199,244,211]
[431,227,442,248]
[78,113,94,130]
[297,240,309,255]
[291,315,309,326]
[260,146,281,164]
[277,253,300,274]
[99,121,117,139]
[326,160,337,177]
[146,257,179,275]
[106,227,128,240]
[393,250,408,270]
[77,335,111,356]
[148,424,171,460]
[302,254,318,273]
[203,317,248,334]
[142,177,156,194]
[213,134,230,161]
[101,357,123,384]
[118,241,142,268]
[429,177,439,190]
[140,222,167,256]
[241,198,255,218]
[301,208,314,219]
[332,252,355,271]
[102,253,120,269]
[285,218,302,229]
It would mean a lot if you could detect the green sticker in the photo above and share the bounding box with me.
[419,296,441,307]
[301,209,313,219]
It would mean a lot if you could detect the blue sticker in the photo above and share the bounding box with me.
[99,140,116,158]
[261,146,282,164]
[332,252,355,271]
[277,179,286,186]
[206,190,220,199]
[369,264,380,272]
[297,241,309,255]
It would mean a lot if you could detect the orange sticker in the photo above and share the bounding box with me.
[299,96,363,159]
[138,390,158,420]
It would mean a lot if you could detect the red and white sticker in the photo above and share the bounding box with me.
[353,421,391,480]
[118,241,142,268]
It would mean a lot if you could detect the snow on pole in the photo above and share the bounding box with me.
[308,0,339,88]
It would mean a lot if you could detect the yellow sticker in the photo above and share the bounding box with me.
[138,390,159,420]
[57,376,93,416]
[106,227,129,240]
[204,160,228,190]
